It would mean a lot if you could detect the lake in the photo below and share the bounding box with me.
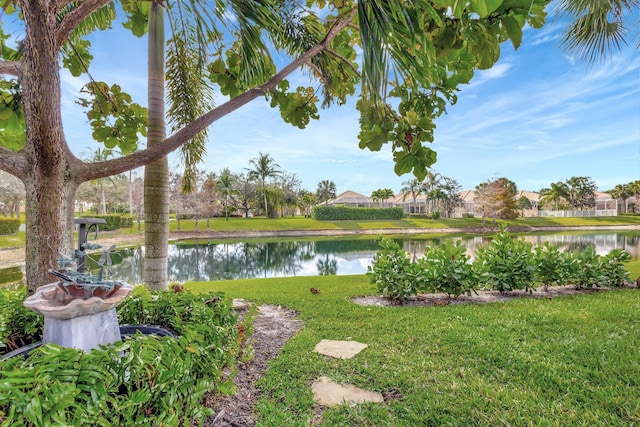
[2,231,640,286]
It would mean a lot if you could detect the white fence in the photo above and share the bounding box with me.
[537,210,617,217]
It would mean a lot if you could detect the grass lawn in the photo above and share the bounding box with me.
[188,275,640,426]
[3,215,640,249]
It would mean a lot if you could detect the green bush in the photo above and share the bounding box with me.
[598,248,631,287]
[0,287,239,425]
[534,242,575,290]
[312,206,404,220]
[367,239,423,302]
[422,240,476,298]
[0,287,43,355]
[120,215,134,228]
[569,245,603,289]
[80,215,122,231]
[0,217,20,235]
[473,228,536,293]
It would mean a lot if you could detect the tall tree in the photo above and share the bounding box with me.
[0,0,550,291]
[539,182,570,210]
[215,169,235,221]
[566,176,597,210]
[371,188,394,207]
[400,178,424,215]
[607,183,630,212]
[247,153,281,218]
[316,180,337,206]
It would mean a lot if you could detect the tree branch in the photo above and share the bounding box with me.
[0,60,22,77]
[74,6,358,182]
[55,0,113,49]
[325,48,360,76]
[0,147,30,180]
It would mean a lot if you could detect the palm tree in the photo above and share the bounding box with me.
[539,182,570,210]
[316,180,337,206]
[371,188,394,207]
[216,170,235,221]
[423,170,441,214]
[400,178,424,215]
[559,0,638,63]
[607,183,631,212]
[247,153,281,218]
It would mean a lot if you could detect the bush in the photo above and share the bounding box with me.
[0,287,43,355]
[0,286,239,425]
[0,217,20,235]
[120,215,134,228]
[80,215,122,231]
[569,245,603,289]
[367,239,423,302]
[422,240,476,298]
[312,206,404,220]
[534,242,574,290]
[598,248,631,287]
[474,228,536,293]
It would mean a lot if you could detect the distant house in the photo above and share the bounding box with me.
[322,191,372,208]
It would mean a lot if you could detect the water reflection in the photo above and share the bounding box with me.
[2,231,640,286]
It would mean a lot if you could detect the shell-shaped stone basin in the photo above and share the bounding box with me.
[24,282,133,320]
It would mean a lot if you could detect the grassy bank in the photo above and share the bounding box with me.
[3,216,640,249]
[188,275,640,426]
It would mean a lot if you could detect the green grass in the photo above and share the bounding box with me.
[187,276,640,426]
[2,215,639,249]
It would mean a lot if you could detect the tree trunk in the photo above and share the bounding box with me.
[21,1,75,292]
[144,1,169,291]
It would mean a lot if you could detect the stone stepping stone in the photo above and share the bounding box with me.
[314,339,367,359]
[312,376,383,407]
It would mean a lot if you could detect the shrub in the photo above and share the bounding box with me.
[0,287,43,355]
[0,217,20,235]
[569,245,603,289]
[0,286,239,425]
[598,248,632,287]
[422,240,476,298]
[367,238,423,302]
[474,228,536,293]
[534,242,575,290]
[120,215,134,228]
[80,215,122,231]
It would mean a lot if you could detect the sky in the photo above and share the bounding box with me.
[5,5,640,196]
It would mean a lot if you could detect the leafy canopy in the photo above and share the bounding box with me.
[0,0,550,180]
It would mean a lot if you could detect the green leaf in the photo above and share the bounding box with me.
[503,16,523,49]
[471,0,503,17]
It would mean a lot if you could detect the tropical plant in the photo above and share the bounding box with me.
[247,153,281,218]
[539,182,570,210]
[367,238,424,302]
[475,228,536,293]
[558,0,638,63]
[371,188,394,207]
[569,244,603,289]
[400,178,425,215]
[598,248,632,287]
[607,183,630,213]
[422,240,477,298]
[216,169,235,221]
[533,242,574,291]
[316,180,337,206]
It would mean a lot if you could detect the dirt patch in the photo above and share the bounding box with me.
[352,284,638,307]
[204,304,303,427]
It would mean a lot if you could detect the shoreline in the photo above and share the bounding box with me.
[2,224,640,270]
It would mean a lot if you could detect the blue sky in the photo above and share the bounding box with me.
[7,6,640,196]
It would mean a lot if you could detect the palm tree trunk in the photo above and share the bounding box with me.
[144,1,169,291]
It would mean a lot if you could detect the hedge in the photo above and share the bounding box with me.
[80,215,121,231]
[312,206,404,220]
[0,217,20,235]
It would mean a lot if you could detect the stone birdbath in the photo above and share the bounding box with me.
[23,218,133,353]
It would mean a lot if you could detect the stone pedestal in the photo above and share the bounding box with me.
[43,308,122,353]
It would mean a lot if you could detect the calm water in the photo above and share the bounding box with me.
[3,231,640,286]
